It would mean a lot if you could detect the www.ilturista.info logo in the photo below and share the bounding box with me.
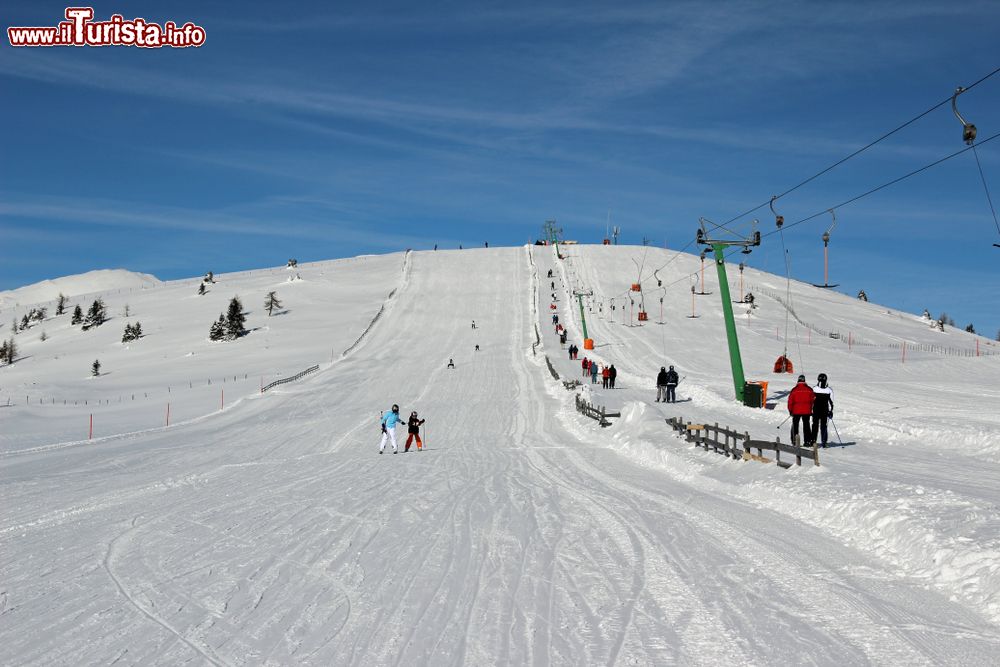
[8,7,206,48]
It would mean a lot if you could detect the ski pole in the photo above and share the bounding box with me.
[777,414,792,429]
[831,418,843,446]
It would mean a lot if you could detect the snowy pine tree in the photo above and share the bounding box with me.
[209,315,226,341]
[71,305,83,325]
[20,315,29,331]
[225,296,246,340]
[965,323,976,334]
[56,293,67,315]
[121,322,144,342]
[2,337,16,364]
[40,330,47,342]
[82,299,107,331]
[264,291,282,316]
[91,359,101,376]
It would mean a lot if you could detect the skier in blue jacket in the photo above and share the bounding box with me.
[379,404,403,454]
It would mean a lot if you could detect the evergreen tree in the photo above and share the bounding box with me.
[198,282,206,296]
[91,359,101,376]
[56,293,67,315]
[225,296,246,340]
[122,322,144,342]
[965,323,976,334]
[40,330,47,342]
[0,340,8,364]
[122,304,130,317]
[71,304,83,325]
[264,291,282,316]
[20,314,29,331]
[11,317,17,334]
[6,337,17,364]
[31,307,47,322]
[209,314,226,341]
[82,299,107,330]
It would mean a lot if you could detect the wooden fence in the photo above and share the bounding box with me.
[545,355,560,380]
[576,394,620,427]
[666,416,819,468]
[261,365,320,393]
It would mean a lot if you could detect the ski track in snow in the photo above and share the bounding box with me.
[1,246,999,665]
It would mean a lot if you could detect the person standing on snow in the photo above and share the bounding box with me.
[609,364,617,388]
[582,357,590,377]
[405,411,426,452]
[590,361,600,384]
[665,366,679,403]
[811,373,834,447]
[655,366,669,402]
[602,364,610,388]
[379,404,404,454]
[787,375,815,446]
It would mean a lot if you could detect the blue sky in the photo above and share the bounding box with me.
[2,1,999,335]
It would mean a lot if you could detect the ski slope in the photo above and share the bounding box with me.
[2,246,999,665]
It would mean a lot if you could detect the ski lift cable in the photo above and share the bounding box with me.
[970,142,1000,236]
[762,129,1000,239]
[718,64,1000,228]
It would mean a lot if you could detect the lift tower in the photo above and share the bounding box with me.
[696,218,760,402]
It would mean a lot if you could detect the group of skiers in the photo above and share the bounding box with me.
[580,358,617,387]
[786,373,835,447]
[379,404,426,454]
[655,366,680,402]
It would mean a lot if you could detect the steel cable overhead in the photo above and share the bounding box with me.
[717,65,1000,228]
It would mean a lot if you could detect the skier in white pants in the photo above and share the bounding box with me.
[379,404,403,454]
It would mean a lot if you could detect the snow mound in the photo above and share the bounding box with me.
[0,269,161,308]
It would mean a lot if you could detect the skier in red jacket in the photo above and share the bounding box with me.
[787,374,815,446]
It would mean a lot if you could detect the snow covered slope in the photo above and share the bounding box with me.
[0,269,161,308]
[1,246,998,665]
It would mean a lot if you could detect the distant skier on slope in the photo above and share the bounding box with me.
[811,373,834,448]
[379,404,404,454]
[787,375,815,446]
[405,411,425,452]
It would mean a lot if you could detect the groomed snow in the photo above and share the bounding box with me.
[1,245,998,665]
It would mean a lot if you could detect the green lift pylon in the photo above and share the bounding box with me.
[696,218,760,402]
[574,290,594,349]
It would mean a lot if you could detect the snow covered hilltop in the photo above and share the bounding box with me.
[2,246,999,665]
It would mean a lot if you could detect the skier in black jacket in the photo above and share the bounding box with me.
[405,411,426,452]
[665,366,679,403]
[810,373,834,447]
[656,367,669,402]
